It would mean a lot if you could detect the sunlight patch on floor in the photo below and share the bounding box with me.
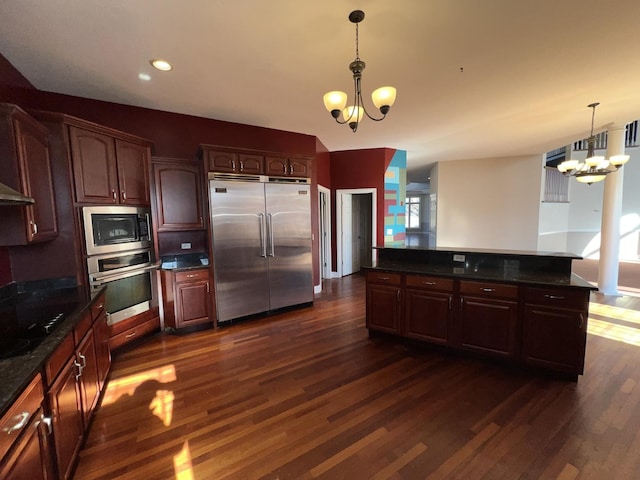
[588,317,640,346]
[174,440,195,480]
[589,302,640,324]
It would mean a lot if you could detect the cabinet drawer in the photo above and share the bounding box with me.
[406,275,454,291]
[524,287,589,310]
[91,292,106,320]
[460,280,518,299]
[0,373,43,461]
[175,269,209,283]
[366,271,402,285]
[44,334,74,386]
[108,318,159,351]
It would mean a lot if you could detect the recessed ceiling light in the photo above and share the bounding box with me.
[138,73,152,81]
[150,59,172,71]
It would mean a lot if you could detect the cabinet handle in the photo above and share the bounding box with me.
[422,281,436,285]
[2,411,29,434]
[74,360,84,380]
[206,282,210,293]
[231,160,236,171]
[126,331,137,339]
[37,415,52,435]
[544,294,565,300]
[481,288,496,292]
[239,160,244,172]
[289,164,293,175]
[112,189,117,201]
[379,276,390,281]
[283,164,286,174]
[449,296,452,310]
[460,297,464,307]
[578,313,585,329]
[397,289,400,301]
[187,274,197,278]
[78,352,87,369]
[30,221,38,236]
[122,191,127,201]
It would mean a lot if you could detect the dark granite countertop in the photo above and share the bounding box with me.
[365,262,596,289]
[374,245,583,259]
[0,282,105,418]
[160,253,210,271]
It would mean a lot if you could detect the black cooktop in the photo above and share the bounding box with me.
[0,289,83,359]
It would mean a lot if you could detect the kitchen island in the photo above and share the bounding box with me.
[366,246,597,379]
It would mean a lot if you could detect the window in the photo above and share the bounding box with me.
[405,196,420,229]
[543,167,569,203]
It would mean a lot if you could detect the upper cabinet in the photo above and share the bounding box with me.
[69,126,151,205]
[152,157,205,231]
[200,145,312,178]
[0,104,58,245]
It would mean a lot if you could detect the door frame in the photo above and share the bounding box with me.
[336,188,377,278]
[318,185,332,282]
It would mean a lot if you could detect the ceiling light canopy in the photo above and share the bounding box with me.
[323,10,396,132]
[557,102,629,185]
[150,59,172,71]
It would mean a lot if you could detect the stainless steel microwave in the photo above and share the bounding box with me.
[82,206,152,256]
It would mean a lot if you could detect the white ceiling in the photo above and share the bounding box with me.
[1,0,640,181]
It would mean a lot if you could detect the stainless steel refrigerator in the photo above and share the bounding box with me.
[209,175,313,322]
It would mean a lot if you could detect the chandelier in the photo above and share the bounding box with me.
[323,10,396,132]
[557,102,629,184]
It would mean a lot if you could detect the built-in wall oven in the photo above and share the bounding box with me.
[83,206,158,325]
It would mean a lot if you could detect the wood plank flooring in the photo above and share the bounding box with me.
[74,274,640,480]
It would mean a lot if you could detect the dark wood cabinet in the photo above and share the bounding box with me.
[161,268,212,329]
[365,271,402,334]
[265,155,310,177]
[523,287,589,374]
[75,328,100,428]
[93,305,111,391]
[47,354,84,480]
[458,280,519,358]
[152,158,205,231]
[0,375,53,480]
[205,150,264,174]
[0,103,58,246]
[405,275,454,345]
[68,125,151,205]
[107,308,160,351]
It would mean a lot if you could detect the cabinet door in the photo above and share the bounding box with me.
[0,407,54,480]
[13,113,58,242]
[76,329,100,428]
[523,305,587,374]
[366,284,402,334]
[289,158,310,177]
[264,156,288,176]
[69,126,118,204]
[48,356,84,480]
[207,150,238,173]
[115,140,150,205]
[175,280,211,328]
[153,161,204,231]
[458,295,519,358]
[405,289,452,344]
[238,154,264,174]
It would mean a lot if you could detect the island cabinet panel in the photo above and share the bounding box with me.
[366,272,402,334]
[404,275,454,345]
[522,287,589,374]
[0,103,58,246]
[153,158,205,231]
[458,280,519,358]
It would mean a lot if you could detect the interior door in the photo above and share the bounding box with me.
[341,193,354,276]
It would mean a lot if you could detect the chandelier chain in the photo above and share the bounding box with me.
[355,23,360,60]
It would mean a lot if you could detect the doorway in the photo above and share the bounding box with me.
[336,188,377,277]
[318,185,332,281]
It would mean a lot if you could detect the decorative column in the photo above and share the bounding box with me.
[597,124,627,295]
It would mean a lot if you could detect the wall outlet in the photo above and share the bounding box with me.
[453,254,465,262]
[180,242,192,250]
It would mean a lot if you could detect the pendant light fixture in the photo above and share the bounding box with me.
[323,10,397,132]
[557,103,630,185]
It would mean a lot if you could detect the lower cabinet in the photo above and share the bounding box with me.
[0,374,54,480]
[522,287,589,374]
[405,275,454,345]
[161,268,213,329]
[458,280,519,358]
[364,270,591,376]
[366,272,402,334]
[108,308,160,351]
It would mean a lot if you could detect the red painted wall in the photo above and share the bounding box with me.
[329,148,396,271]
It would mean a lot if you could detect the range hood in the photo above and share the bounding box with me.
[0,182,35,205]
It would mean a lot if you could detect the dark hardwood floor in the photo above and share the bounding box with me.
[74,274,640,479]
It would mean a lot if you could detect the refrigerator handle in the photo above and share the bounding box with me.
[258,213,267,257]
[267,213,275,257]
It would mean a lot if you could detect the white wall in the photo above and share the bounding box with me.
[435,155,543,250]
[541,147,640,260]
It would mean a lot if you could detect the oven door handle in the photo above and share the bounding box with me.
[90,264,158,285]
